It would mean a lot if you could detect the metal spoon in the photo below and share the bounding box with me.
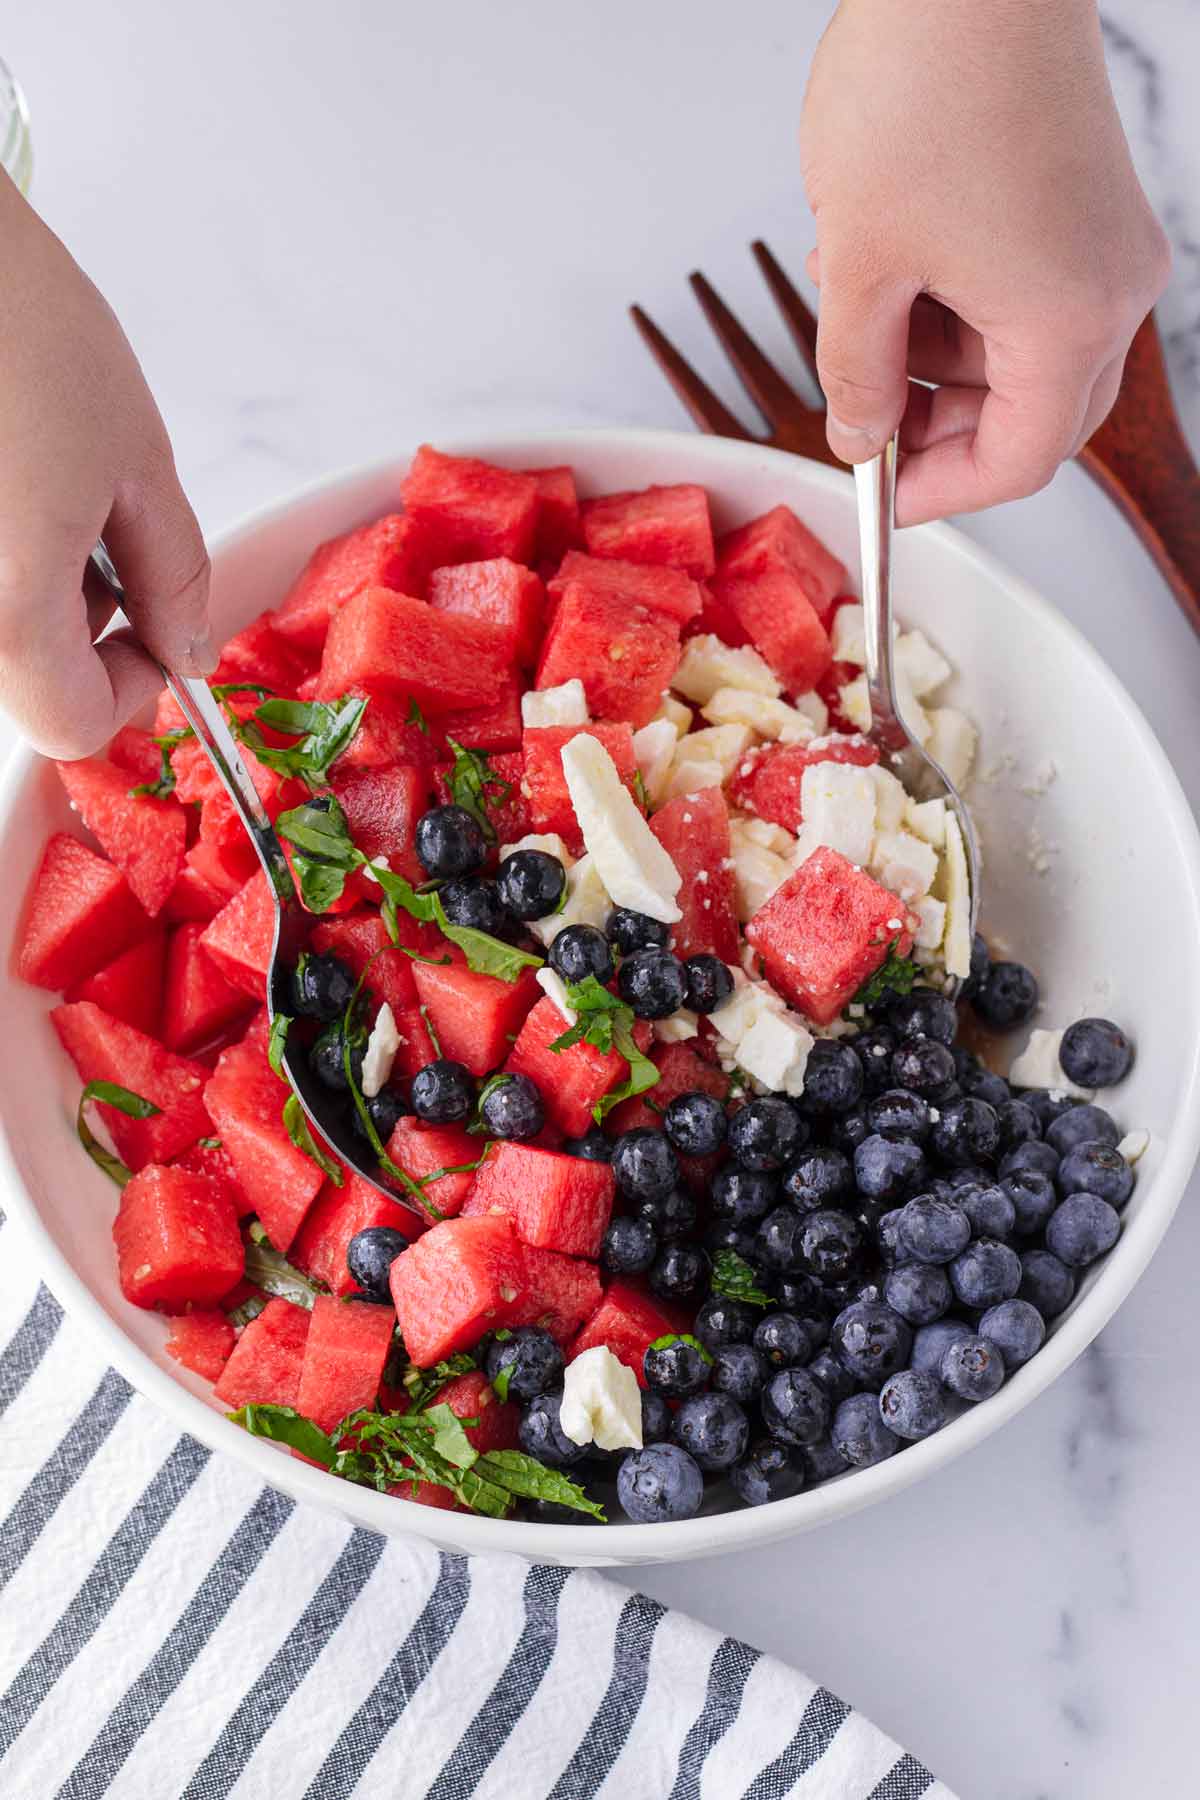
[854,436,981,976]
[87,546,419,1211]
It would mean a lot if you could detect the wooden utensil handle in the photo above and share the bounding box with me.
[1077,442,1200,637]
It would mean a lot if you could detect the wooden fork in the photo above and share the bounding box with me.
[632,242,1200,638]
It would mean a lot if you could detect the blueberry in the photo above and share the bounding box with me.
[1046,1194,1121,1267]
[897,1195,971,1264]
[879,1369,948,1440]
[755,1205,806,1273]
[829,1104,871,1153]
[911,1317,974,1374]
[694,1295,758,1350]
[771,1272,826,1318]
[649,1242,711,1303]
[562,1127,613,1162]
[948,1237,1022,1308]
[800,1209,865,1281]
[831,1393,901,1468]
[606,908,671,956]
[885,990,958,1046]
[705,1221,763,1265]
[890,1035,957,1098]
[663,1090,727,1157]
[802,1040,865,1112]
[639,1186,698,1241]
[930,1098,1000,1167]
[961,1067,1012,1109]
[876,1207,907,1266]
[979,1298,1046,1369]
[711,1342,770,1407]
[683,954,735,1014]
[617,947,688,1020]
[728,1097,805,1171]
[802,1436,852,1483]
[415,804,487,880]
[961,930,991,1000]
[548,923,614,986]
[600,1215,658,1276]
[438,875,506,936]
[640,1390,674,1445]
[855,1133,927,1202]
[783,1147,852,1211]
[1060,1018,1134,1089]
[753,1311,814,1369]
[485,1326,564,1402]
[995,1099,1041,1156]
[713,1166,778,1225]
[1045,1104,1120,1157]
[953,1182,1015,1241]
[1018,1249,1076,1319]
[940,1334,1005,1402]
[644,1335,711,1398]
[884,1261,952,1325]
[807,1349,857,1406]
[518,1390,587,1466]
[1027,1091,1081,1132]
[346,1225,409,1299]
[973,960,1038,1029]
[617,1443,705,1522]
[1002,1170,1058,1238]
[761,1367,831,1447]
[731,1438,799,1506]
[944,1165,990,1191]
[867,1089,932,1143]
[673,1391,751,1471]
[410,1058,475,1123]
[831,1301,913,1388]
[611,1128,679,1202]
[1057,1143,1134,1208]
[854,1028,900,1097]
[999,1140,1061,1183]
[350,1085,408,1146]
[497,849,567,922]
[291,952,355,1022]
[479,1072,544,1140]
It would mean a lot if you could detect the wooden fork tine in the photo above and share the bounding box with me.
[688,270,803,430]
[629,304,753,439]
[750,240,821,389]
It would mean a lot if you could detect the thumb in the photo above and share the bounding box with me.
[102,449,215,675]
[813,248,915,464]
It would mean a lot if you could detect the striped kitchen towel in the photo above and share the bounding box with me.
[0,1212,955,1800]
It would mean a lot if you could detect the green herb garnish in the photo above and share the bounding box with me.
[853,946,918,1009]
[444,738,512,844]
[649,1331,714,1364]
[710,1249,773,1308]
[76,1081,162,1188]
[243,1221,323,1309]
[129,729,190,800]
[267,1013,292,1077]
[282,1093,344,1186]
[547,976,661,1121]
[227,1403,337,1465]
[239,695,368,790]
[406,697,430,736]
[196,1136,223,1150]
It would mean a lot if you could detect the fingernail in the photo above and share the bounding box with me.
[826,414,881,460]
[186,629,219,676]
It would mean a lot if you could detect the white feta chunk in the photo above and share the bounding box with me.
[794,761,877,867]
[870,766,908,835]
[926,707,977,789]
[560,1345,643,1451]
[632,719,679,809]
[830,602,866,665]
[672,635,781,705]
[912,894,947,952]
[936,810,972,981]
[499,831,574,868]
[871,829,940,902]
[838,667,930,744]
[528,852,610,948]
[654,1010,699,1043]
[730,838,793,921]
[895,629,952,699]
[1008,1027,1095,1101]
[664,757,725,802]
[1118,1129,1150,1166]
[655,693,694,734]
[673,723,754,782]
[701,688,815,744]
[360,1002,401,1099]
[731,814,797,858]
[737,1007,814,1097]
[521,678,589,730]
[791,689,829,734]
[904,797,947,849]
[561,734,682,923]
[535,967,578,1026]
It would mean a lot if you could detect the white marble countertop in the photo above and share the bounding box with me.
[4,4,1199,1794]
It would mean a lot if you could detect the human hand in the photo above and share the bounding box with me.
[800,0,1171,525]
[0,175,214,758]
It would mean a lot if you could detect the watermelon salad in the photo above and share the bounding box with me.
[15,445,1144,1526]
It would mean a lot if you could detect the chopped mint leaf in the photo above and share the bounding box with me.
[228,1403,337,1466]
[406,697,430,735]
[420,1401,478,1469]
[547,978,661,1119]
[401,1352,477,1412]
[471,1450,606,1520]
[853,946,918,1009]
[282,1093,344,1186]
[76,1081,162,1189]
[419,1003,442,1059]
[226,1293,267,1329]
[444,738,513,845]
[631,769,648,811]
[240,694,368,790]
[275,794,362,912]
[129,728,190,800]
[433,899,542,982]
[491,1363,514,1402]
[267,1013,292,1077]
[242,1223,323,1308]
[649,1331,714,1364]
[197,1136,223,1150]
[710,1249,772,1308]
[594,1020,661,1121]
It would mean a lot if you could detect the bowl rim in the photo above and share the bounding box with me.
[4,425,1200,1563]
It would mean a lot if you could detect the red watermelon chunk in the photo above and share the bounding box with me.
[410,956,540,1078]
[505,997,638,1137]
[296,1294,396,1433]
[462,1141,614,1257]
[524,466,582,565]
[649,787,739,962]
[329,762,429,878]
[745,845,915,1025]
[715,504,846,625]
[547,551,702,626]
[53,1001,211,1169]
[55,759,187,917]
[712,567,832,693]
[535,581,680,730]
[429,673,524,755]
[688,578,750,647]
[390,1214,528,1364]
[433,1370,520,1454]
[432,749,531,845]
[317,587,511,714]
[108,726,166,788]
[17,834,150,994]
[729,735,879,831]
[275,513,434,653]
[326,691,441,776]
[292,1172,420,1297]
[390,1006,438,1079]
[428,558,545,668]
[522,723,637,848]
[165,840,247,925]
[112,1162,243,1312]
[165,1310,237,1381]
[67,926,166,1037]
[212,610,313,694]
[567,1279,691,1385]
[581,483,716,580]
[606,1040,729,1136]
[199,872,276,1002]
[511,1248,602,1344]
[203,1037,327,1252]
[401,446,538,565]
[173,1135,248,1212]
[384,1118,480,1219]
[309,910,438,1016]
[162,922,256,1053]
[213,1297,311,1409]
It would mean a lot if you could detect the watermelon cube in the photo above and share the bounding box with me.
[16,834,150,993]
[329,762,429,878]
[317,587,511,714]
[462,1141,614,1257]
[212,610,313,694]
[688,578,750,647]
[55,759,187,917]
[400,446,539,565]
[510,1248,602,1343]
[429,672,524,755]
[712,567,832,693]
[581,483,716,580]
[172,1135,248,1213]
[505,997,637,1137]
[202,1037,327,1252]
[199,872,277,1002]
[390,1214,528,1364]
[567,1279,690,1385]
[744,845,915,1025]
[546,551,702,627]
[730,735,879,831]
[108,725,167,788]
[274,513,435,653]
[535,580,681,730]
[606,1040,729,1136]
[715,504,846,625]
[165,840,247,925]
[432,749,530,845]
[649,787,739,962]
[292,1172,419,1297]
[428,558,545,668]
[410,956,540,1078]
[384,1118,480,1219]
[524,465,583,565]
[522,722,638,849]
[390,1005,438,1079]
[309,909,437,1016]
[67,925,166,1037]
[432,1370,519,1454]
[324,691,441,776]
[112,1162,243,1312]
[162,922,256,1053]
[53,1001,211,1169]
[213,1297,311,1409]
[165,1310,237,1381]
[296,1294,396,1433]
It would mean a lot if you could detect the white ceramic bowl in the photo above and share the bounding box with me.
[3,430,1200,1568]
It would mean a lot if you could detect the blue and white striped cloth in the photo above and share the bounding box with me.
[0,1212,955,1799]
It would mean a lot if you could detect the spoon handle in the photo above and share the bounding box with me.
[855,434,906,752]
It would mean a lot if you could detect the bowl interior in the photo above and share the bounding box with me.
[3,429,1199,1566]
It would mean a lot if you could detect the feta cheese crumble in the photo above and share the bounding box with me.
[361,1002,400,1098]
[560,1345,643,1451]
[521,679,589,729]
[672,635,781,705]
[561,734,682,923]
[1007,1028,1095,1101]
